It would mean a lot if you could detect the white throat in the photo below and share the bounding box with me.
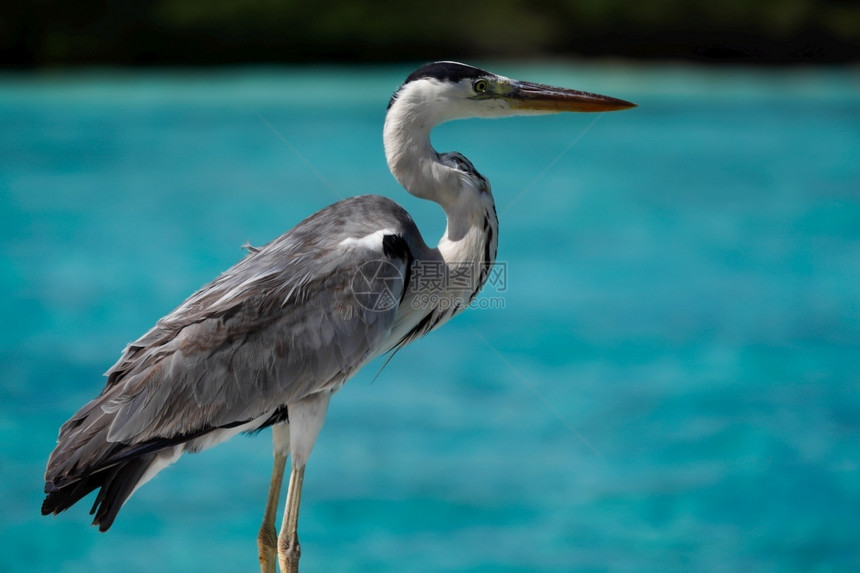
[383,80,500,309]
[384,79,497,244]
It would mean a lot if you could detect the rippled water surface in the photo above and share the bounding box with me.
[1,63,859,571]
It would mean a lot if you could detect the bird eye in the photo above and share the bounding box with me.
[473,79,489,93]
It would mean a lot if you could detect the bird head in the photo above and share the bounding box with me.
[387,61,636,127]
[383,61,635,210]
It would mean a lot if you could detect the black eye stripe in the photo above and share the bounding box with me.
[404,61,490,85]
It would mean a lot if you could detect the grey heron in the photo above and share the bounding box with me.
[42,61,635,572]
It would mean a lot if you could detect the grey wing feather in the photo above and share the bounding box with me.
[45,195,418,484]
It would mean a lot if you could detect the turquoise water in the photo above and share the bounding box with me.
[2,64,859,571]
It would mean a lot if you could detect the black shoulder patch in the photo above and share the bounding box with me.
[382,233,413,300]
[381,233,411,261]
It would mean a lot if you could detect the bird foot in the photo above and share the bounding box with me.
[258,525,278,573]
[277,535,301,573]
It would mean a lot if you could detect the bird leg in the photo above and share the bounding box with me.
[277,462,305,573]
[276,392,331,573]
[257,451,287,573]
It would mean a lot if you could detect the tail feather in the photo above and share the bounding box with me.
[43,375,281,531]
[42,395,265,531]
[42,453,157,532]
[42,388,164,532]
[90,454,155,531]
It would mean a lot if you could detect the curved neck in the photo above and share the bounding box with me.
[383,108,447,205]
[383,105,499,305]
[383,105,495,240]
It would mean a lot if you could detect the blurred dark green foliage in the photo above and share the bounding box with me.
[2,0,858,66]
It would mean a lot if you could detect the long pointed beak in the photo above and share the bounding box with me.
[506,80,636,113]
